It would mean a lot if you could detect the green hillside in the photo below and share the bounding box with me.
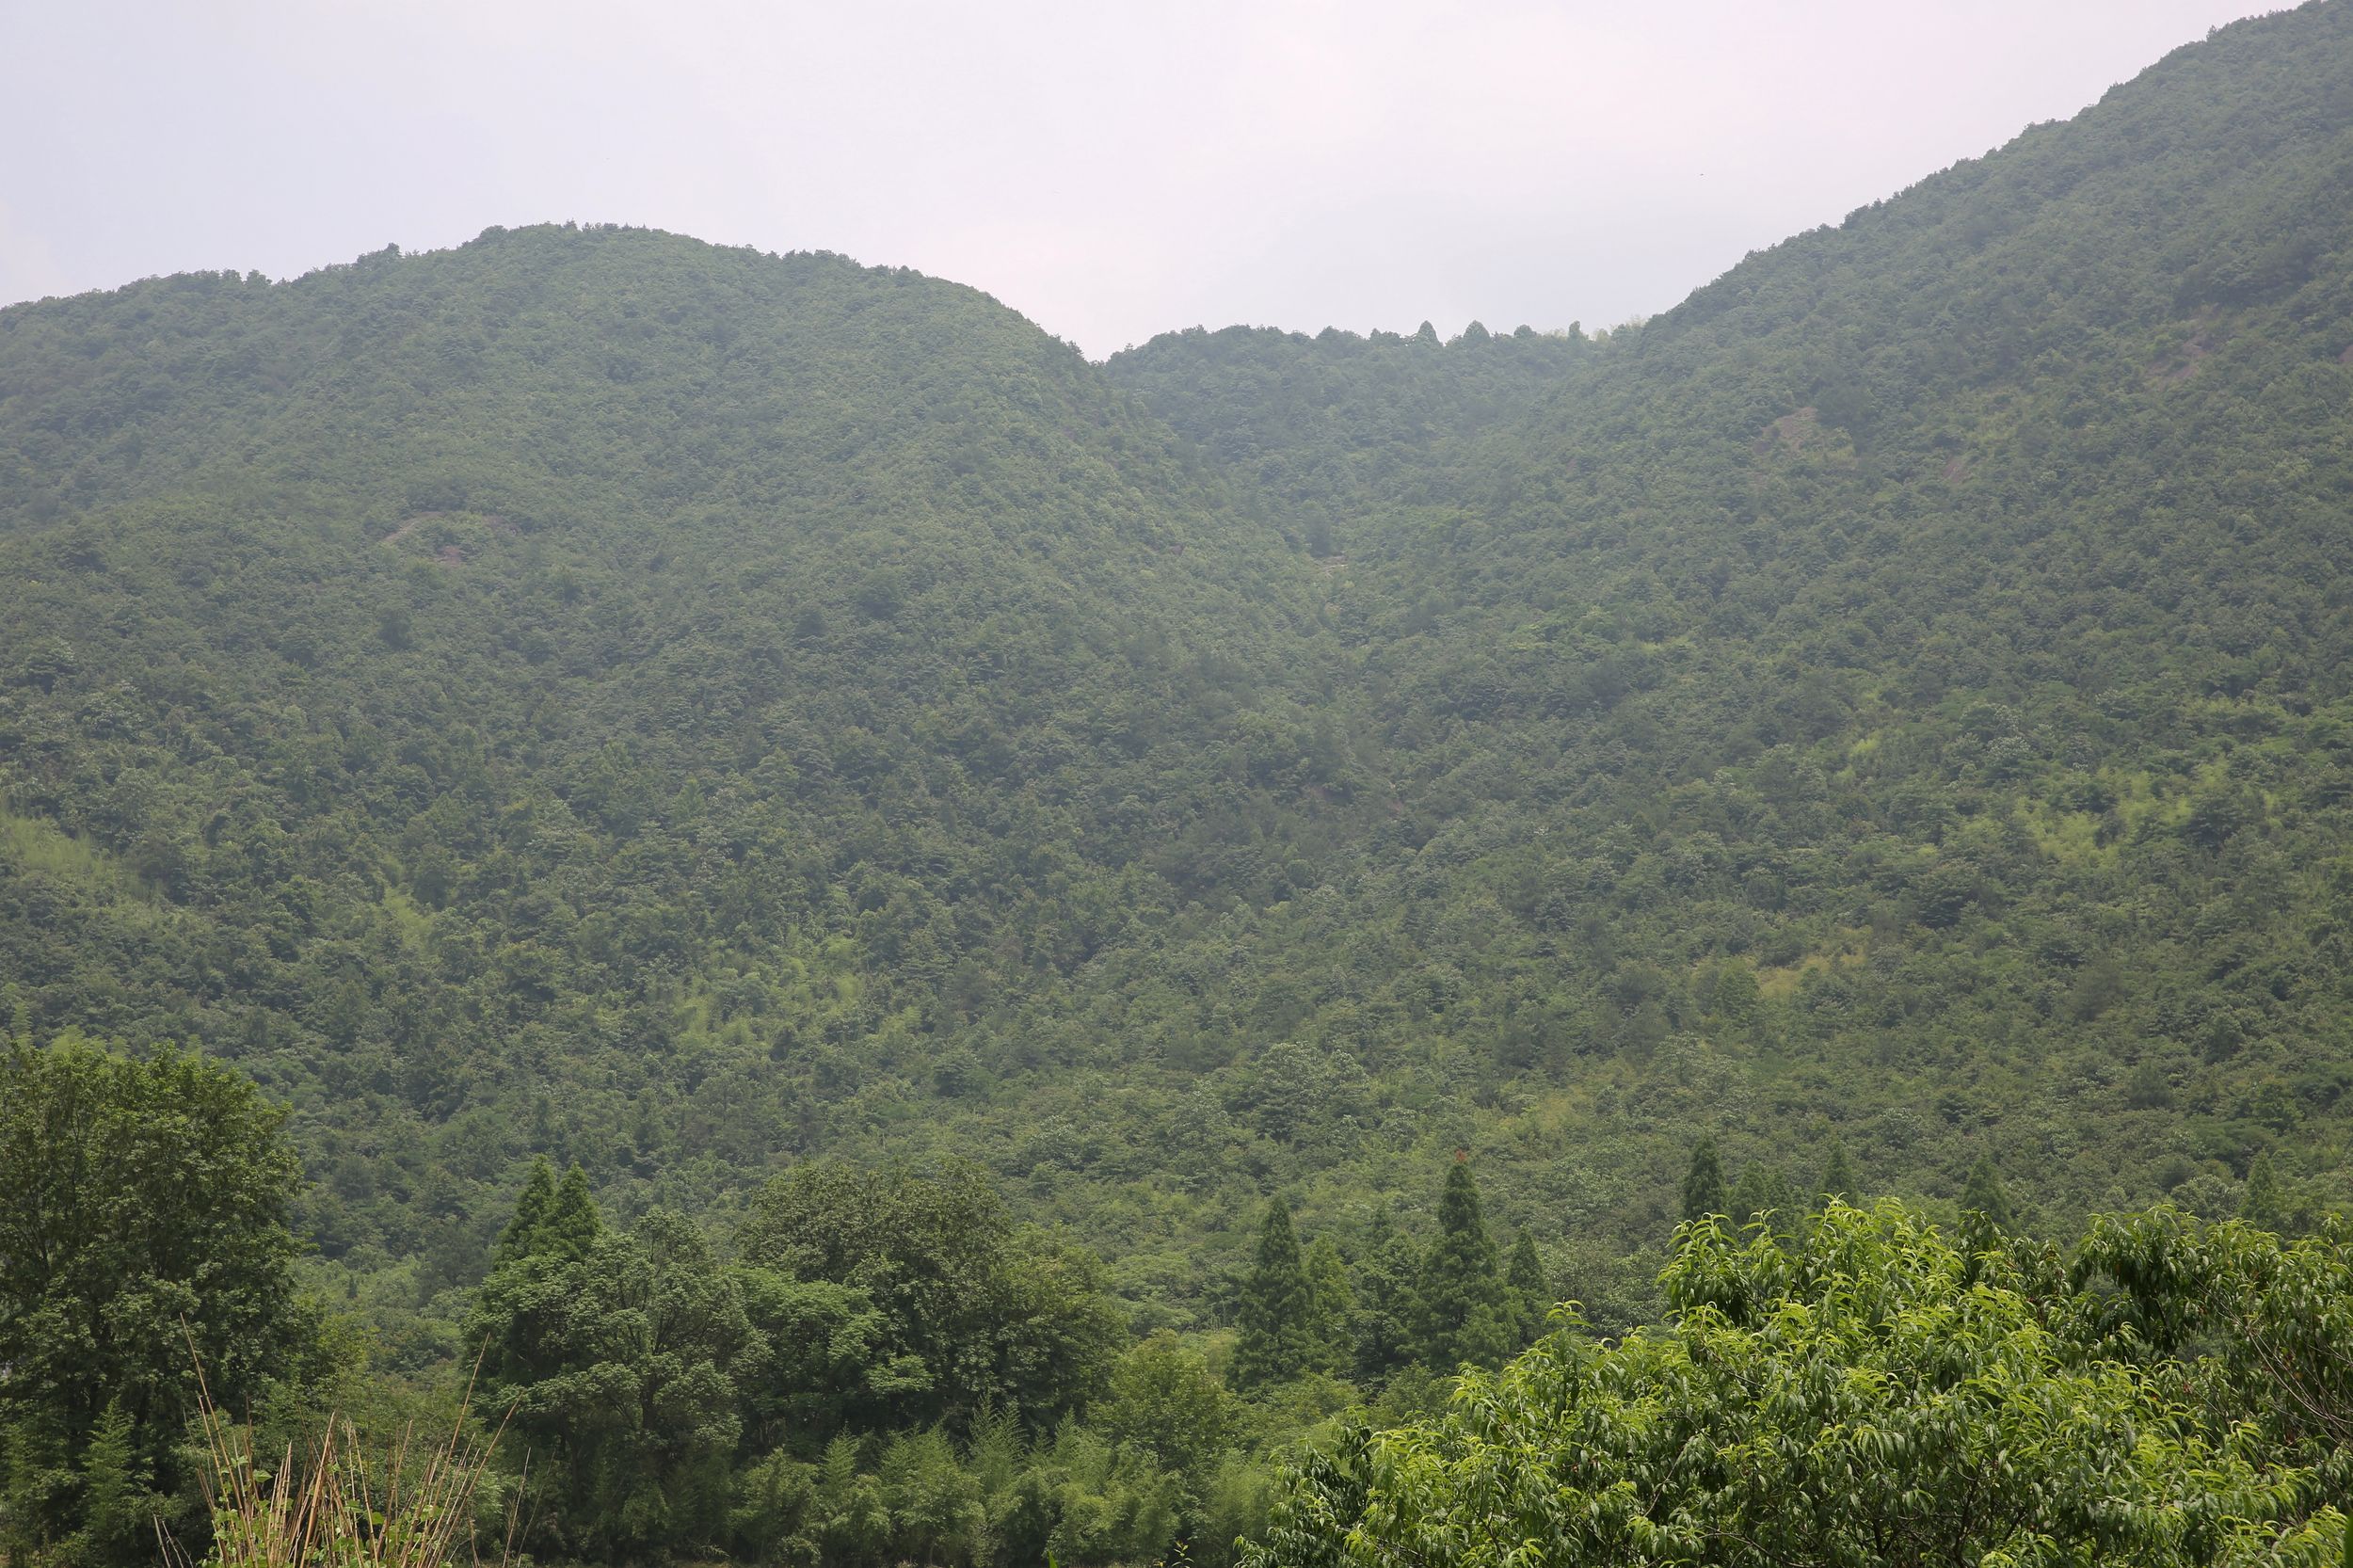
[5,0,2353,1392]
[0,229,1363,1320]
[1101,0,2353,1300]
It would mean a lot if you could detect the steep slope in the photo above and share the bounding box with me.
[1096,0,2353,1310]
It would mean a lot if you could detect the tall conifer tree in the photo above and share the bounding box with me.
[1961,1153,2013,1230]
[1818,1142,1858,1208]
[1681,1136,1728,1226]
[1350,1206,1421,1384]
[2242,1150,2288,1232]
[1301,1236,1353,1373]
[1417,1161,1513,1370]
[1504,1233,1550,1348]
[1232,1198,1318,1388]
[543,1163,603,1261]
[1731,1164,1800,1240]
[494,1157,558,1265]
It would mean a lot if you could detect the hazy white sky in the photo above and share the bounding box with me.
[0,1,2279,357]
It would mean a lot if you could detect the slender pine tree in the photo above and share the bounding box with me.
[494,1156,558,1265]
[1817,1142,1858,1208]
[542,1162,603,1260]
[1681,1136,1728,1225]
[1232,1198,1319,1388]
[1731,1163,1800,1240]
[72,1398,156,1568]
[1351,1206,1421,1384]
[1417,1161,1513,1370]
[2243,1149,2288,1232]
[1302,1236,1353,1374]
[1504,1232,1550,1348]
[1961,1153,2012,1229]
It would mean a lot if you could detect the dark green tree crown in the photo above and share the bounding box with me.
[1681,1136,1729,1226]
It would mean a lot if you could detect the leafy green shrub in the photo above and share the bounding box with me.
[1246,1203,2343,1567]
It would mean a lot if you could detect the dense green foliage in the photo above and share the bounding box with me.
[8,2,2353,1560]
[8,0,2353,1335]
[469,1157,1284,1565]
[731,1160,1124,1433]
[1247,1204,2353,1568]
[1099,0,2353,1312]
[0,1032,320,1566]
[1231,1202,1320,1391]
[0,223,1346,1330]
[1098,320,1588,556]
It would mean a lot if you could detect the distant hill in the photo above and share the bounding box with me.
[0,227,1354,1322]
[1102,0,2353,1302]
[6,2,2353,1335]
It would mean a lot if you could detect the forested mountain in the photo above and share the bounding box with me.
[1102,0,2353,1302]
[0,229,1369,1326]
[5,0,2353,1526]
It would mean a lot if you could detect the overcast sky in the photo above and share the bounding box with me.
[1,1,2280,358]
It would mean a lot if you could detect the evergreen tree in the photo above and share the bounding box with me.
[493,1157,558,1265]
[1731,1164,1800,1240]
[1302,1236,1353,1374]
[1350,1206,1421,1385]
[1818,1142,1858,1208]
[1504,1233,1550,1348]
[1416,1162,1513,1371]
[542,1163,603,1261]
[2242,1150,2288,1232]
[1681,1136,1728,1226]
[1961,1153,2013,1230]
[1232,1199,1319,1388]
[72,1399,156,1568]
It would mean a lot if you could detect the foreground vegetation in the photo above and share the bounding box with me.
[1,1036,1558,1566]
[15,1035,2353,1568]
[1250,1201,2353,1567]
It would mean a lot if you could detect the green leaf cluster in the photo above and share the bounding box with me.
[1249,1202,2349,1567]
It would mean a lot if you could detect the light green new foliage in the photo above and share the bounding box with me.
[1247,1202,2339,1568]
[72,1399,158,1568]
[1100,1331,1230,1477]
[2073,1205,2353,1468]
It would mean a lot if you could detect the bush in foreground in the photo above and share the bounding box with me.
[1246,1202,2346,1568]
